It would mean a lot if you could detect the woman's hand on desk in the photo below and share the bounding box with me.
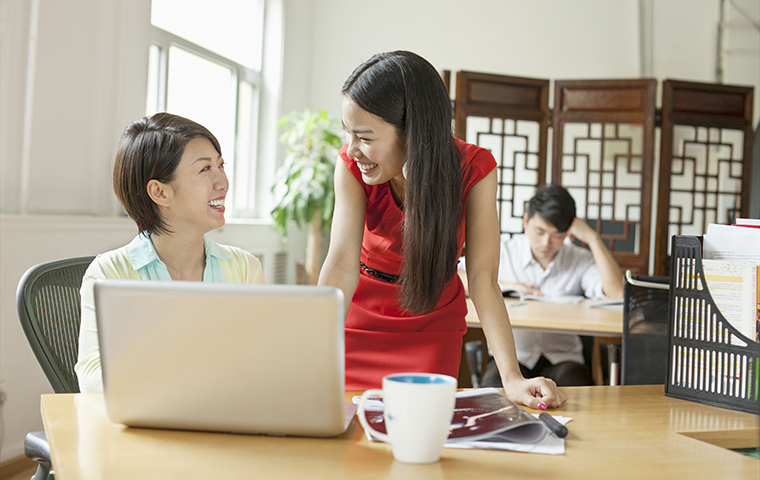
[502,376,567,409]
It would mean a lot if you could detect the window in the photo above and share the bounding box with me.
[147,0,265,217]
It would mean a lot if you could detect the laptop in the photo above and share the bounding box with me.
[94,279,355,437]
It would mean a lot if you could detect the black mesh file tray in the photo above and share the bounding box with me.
[666,236,760,415]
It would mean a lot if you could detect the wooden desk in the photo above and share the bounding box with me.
[466,298,622,336]
[464,298,623,385]
[41,386,758,479]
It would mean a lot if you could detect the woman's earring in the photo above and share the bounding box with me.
[402,162,408,179]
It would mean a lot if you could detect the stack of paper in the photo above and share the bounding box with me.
[701,219,759,343]
[703,220,760,263]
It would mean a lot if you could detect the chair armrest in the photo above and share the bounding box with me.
[25,431,52,480]
[24,431,50,463]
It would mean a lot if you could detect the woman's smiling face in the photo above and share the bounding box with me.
[162,137,228,235]
[341,96,406,187]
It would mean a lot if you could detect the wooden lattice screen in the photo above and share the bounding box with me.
[552,79,657,275]
[448,71,754,276]
[452,71,550,237]
[654,79,755,276]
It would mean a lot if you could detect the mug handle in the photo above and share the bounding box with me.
[357,389,391,443]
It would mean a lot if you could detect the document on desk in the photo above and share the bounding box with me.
[354,388,570,454]
[520,294,585,304]
[588,297,624,310]
[501,290,584,304]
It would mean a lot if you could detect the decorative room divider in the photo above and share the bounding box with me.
[446,71,754,275]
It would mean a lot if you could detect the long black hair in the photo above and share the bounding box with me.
[342,51,462,314]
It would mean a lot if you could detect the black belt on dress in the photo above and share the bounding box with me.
[360,262,400,283]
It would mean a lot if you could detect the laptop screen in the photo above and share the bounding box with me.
[94,280,349,437]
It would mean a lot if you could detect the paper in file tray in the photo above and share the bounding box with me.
[666,236,760,415]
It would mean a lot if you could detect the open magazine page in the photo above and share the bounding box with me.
[446,389,545,442]
[354,388,571,454]
[519,294,585,304]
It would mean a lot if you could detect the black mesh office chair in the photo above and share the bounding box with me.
[620,270,670,385]
[17,256,95,480]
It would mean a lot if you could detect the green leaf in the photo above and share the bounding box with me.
[270,109,342,238]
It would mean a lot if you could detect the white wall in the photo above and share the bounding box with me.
[0,0,151,216]
[652,0,720,85]
[305,0,642,117]
[652,0,759,123]
[1,0,757,463]
[0,216,138,461]
[723,0,760,126]
[299,0,757,126]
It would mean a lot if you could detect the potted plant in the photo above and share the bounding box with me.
[271,109,343,284]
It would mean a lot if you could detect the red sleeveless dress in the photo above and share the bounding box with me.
[339,138,496,390]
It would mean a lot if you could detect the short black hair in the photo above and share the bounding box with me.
[113,113,221,235]
[526,184,576,232]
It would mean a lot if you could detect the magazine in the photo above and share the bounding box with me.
[503,292,586,304]
[355,388,550,445]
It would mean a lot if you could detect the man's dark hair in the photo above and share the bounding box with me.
[526,184,576,232]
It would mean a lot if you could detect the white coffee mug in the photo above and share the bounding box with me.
[357,373,457,464]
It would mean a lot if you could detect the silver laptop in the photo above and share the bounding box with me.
[94,279,355,437]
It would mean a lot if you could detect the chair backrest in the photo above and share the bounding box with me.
[17,256,95,393]
[621,272,670,385]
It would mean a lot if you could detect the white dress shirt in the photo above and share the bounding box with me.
[497,235,605,369]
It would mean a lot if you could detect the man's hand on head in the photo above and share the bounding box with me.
[566,217,600,246]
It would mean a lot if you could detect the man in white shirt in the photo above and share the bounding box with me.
[477,184,624,386]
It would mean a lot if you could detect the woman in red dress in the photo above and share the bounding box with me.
[319,51,565,409]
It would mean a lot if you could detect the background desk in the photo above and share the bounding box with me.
[41,386,758,480]
[464,298,623,385]
[465,298,622,336]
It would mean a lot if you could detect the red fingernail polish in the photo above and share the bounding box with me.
[538,402,547,411]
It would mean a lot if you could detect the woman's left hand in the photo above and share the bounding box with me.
[501,376,567,410]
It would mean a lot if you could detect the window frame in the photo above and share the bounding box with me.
[147,2,265,219]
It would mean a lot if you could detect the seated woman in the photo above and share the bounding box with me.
[75,113,265,393]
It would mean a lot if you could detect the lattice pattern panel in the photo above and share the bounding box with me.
[666,126,746,253]
[465,116,541,237]
[552,79,655,275]
[453,71,550,241]
[557,122,644,254]
[654,79,754,276]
